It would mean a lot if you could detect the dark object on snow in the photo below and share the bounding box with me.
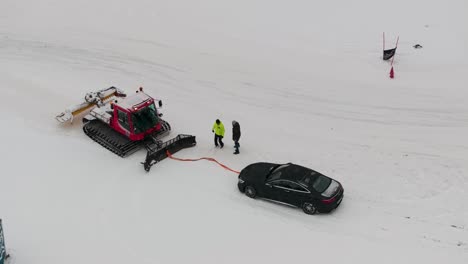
[0,219,7,264]
[232,121,241,154]
[383,48,397,60]
[143,134,197,172]
[238,163,344,215]
[413,44,423,49]
[232,121,241,141]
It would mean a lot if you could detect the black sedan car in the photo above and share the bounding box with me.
[238,162,344,215]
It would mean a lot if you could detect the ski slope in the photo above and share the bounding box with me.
[1,0,467,263]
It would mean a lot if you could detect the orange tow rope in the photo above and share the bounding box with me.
[166,150,240,174]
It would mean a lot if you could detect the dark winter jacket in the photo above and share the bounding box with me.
[232,121,241,141]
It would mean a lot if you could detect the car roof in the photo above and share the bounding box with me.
[274,163,323,186]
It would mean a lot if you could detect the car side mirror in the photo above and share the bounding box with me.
[158,113,163,117]
[158,100,163,107]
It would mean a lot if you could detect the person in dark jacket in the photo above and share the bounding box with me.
[212,119,225,148]
[232,120,241,154]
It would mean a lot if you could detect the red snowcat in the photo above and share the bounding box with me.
[56,86,196,171]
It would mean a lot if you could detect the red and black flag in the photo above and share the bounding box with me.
[383,47,397,60]
[383,33,399,61]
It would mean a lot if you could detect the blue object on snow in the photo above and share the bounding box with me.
[0,219,6,264]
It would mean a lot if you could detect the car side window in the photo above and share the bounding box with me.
[267,171,282,182]
[288,182,309,193]
[266,164,290,181]
[269,180,309,193]
[269,180,289,189]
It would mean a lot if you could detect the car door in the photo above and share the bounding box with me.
[285,181,311,207]
[264,180,295,205]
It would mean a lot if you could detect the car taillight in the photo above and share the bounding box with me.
[322,196,337,204]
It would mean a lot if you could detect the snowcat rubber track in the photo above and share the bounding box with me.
[83,120,143,157]
[143,134,197,172]
[83,119,172,157]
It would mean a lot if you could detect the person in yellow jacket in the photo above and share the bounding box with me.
[212,119,225,148]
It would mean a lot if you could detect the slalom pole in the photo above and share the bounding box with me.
[391,36,399,66]
[383,32,385,52]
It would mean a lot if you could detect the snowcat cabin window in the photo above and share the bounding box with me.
[132,103,159,134]
[117,109,131,131]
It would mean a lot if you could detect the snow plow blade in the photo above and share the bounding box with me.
[143,134,196,172]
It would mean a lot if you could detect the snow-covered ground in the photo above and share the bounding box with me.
[1,0,467,263]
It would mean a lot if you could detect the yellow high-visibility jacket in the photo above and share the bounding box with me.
[212,122,225,137]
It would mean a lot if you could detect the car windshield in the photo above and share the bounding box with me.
[267,164,290,181]
[312,175,332,193]
[132,103,158,134]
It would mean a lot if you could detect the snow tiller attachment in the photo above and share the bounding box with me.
[143,134,196,172]
[56,86,196,169]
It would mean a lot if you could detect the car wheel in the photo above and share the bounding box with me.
[302,202,317,215]
[245,186,256,198]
